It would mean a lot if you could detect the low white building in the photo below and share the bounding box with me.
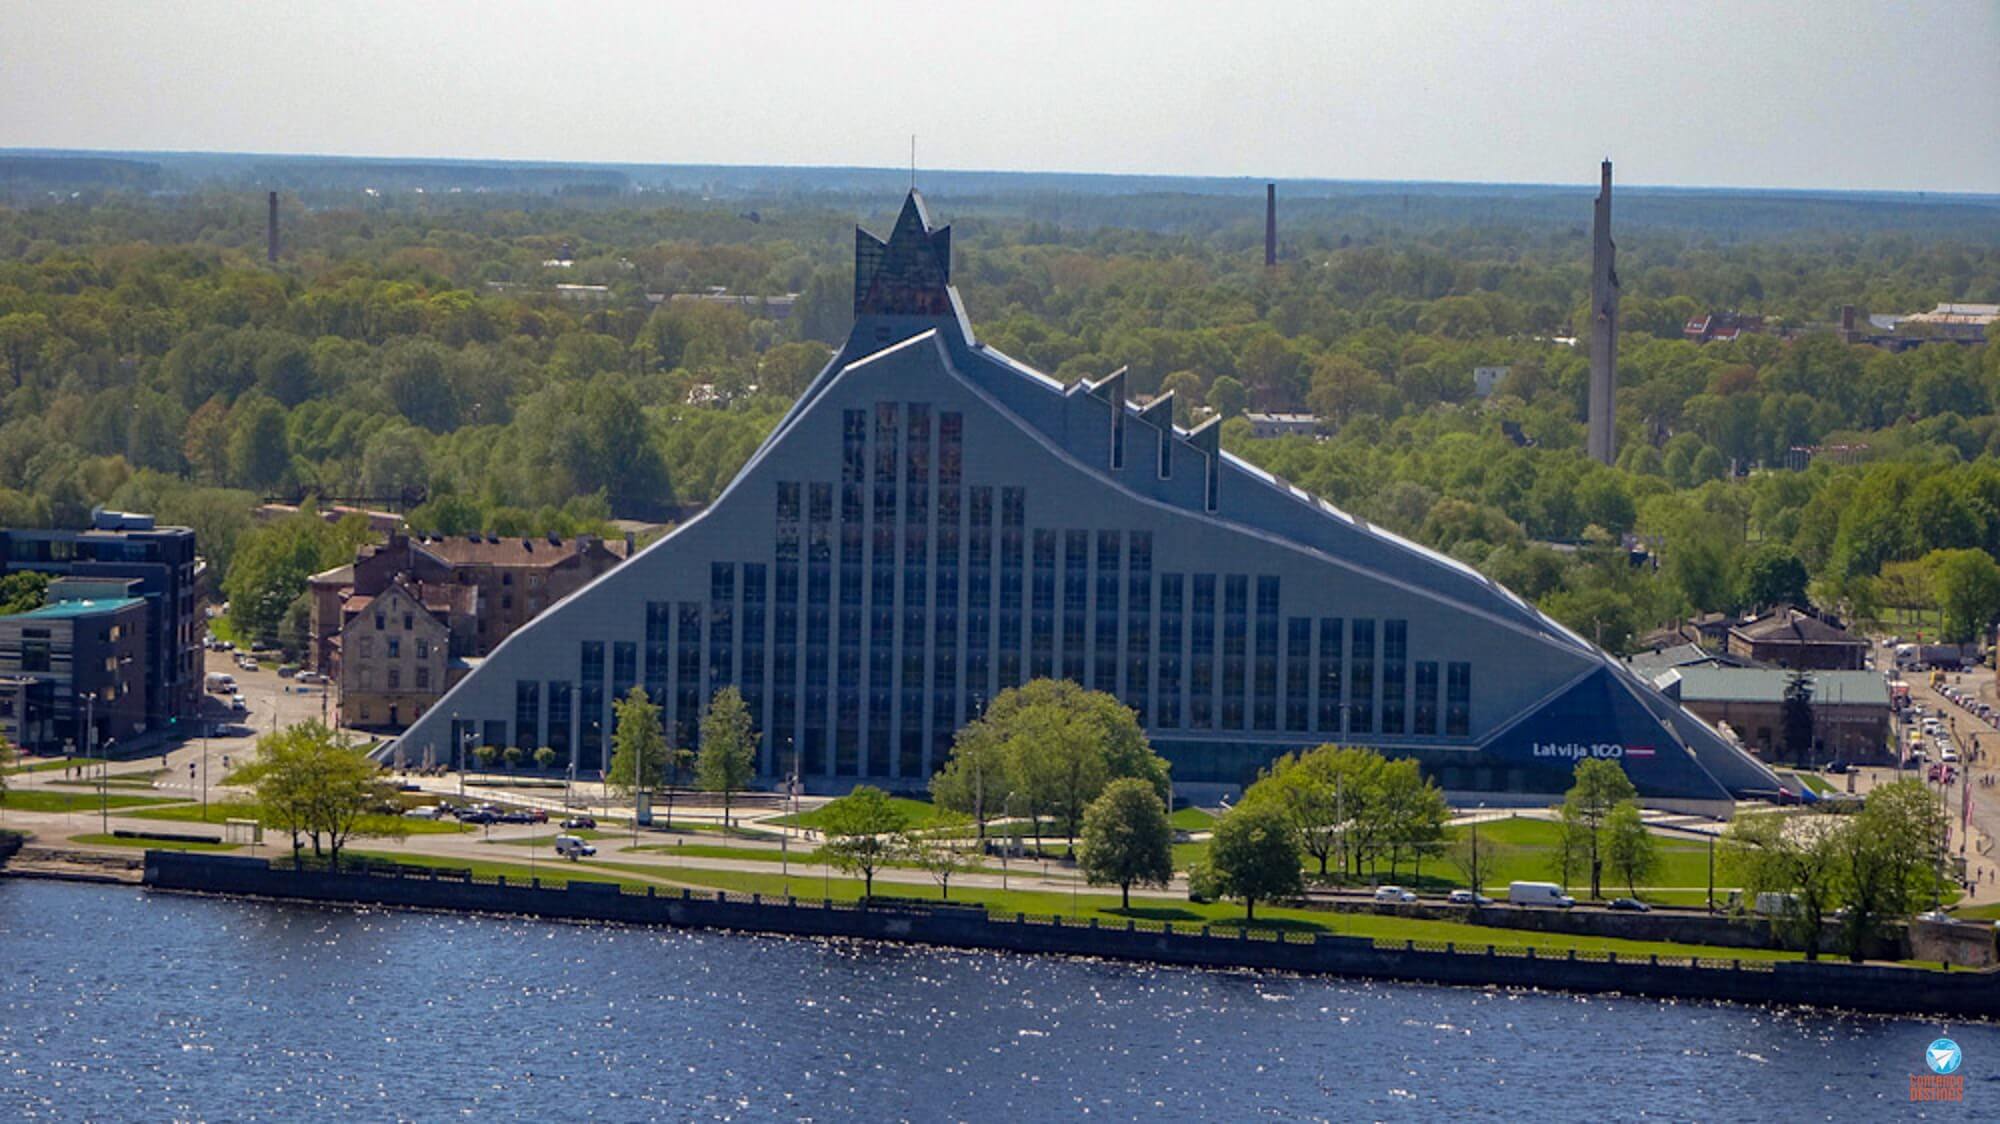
[1244,412,1319,438]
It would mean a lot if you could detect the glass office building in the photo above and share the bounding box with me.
[390,193,1780,813]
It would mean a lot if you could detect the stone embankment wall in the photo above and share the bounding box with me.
[1319,898,1909,959]
[144,852,2000,1020]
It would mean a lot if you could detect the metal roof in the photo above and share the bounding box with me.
[1659,667,1889,707]
[2,597,145,620]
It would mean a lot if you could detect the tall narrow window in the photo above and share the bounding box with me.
[546,681,572,758]
[514,680,540,751]
[742,563,767,768]
[1414,661,1439,736]
[1381,619,1407,735]
[807,485,833,775]
[1446,661,1471,737]
[868,403,899,776]
[1317,618,1344,733]
[1063,531,1089,683]
[1190,574,1215,729]
[1285,617,1310,732]
[966,485,993,717]
[579,641,605,772]
[644,601,671,729]
[676,603,703,751]
[1157,573,1183,727]
[1125,531,1151,725]
[839,415,865,775]
[1253,575,1279,731]
[1349,619,1375,735]
[1030,529,1056,680]
[1221,574,1247,730]
[998,487,1024,689]
[1093,530,1120,693]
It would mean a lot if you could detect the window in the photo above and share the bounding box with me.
[388,668,401,689]
[546,681,572,756]
[1031,529,1056,679]
[415,667,430,689]
[1317,618,1343,732]
[403,613,414,631]
[1253,576,1279,731]
[676,604,702,750]
[1285,617,1310,732]
[387,637,400,659]
[515,680,540,750]
[1221,575,1246,729]
[1414,661,1439,736]
[1349,620,1374,734]
[375,613,384,630]
[1094,530,1120,692]
[360,668,373,690]
[1446,662,1471,737]
[1157,573,1183,727]
[1190,574,1215,729]
[711,562,736,685]
[998,487,1025,689]
[1125,531,1151,724]
[580,640,605,770]
[1381,620,1407,735]
[644,601,671,714]
[1063,531,1087,683]
[416,638,430,660]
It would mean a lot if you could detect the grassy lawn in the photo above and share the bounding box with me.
[1172,840,1210,871]
[0,790,179,814]
[345,849,666,892]
[1951,902,2000,922]
[1170,807,1217,831]
[70,832,240,853]
[1795,773,1835,795]
[4,757,105,776]
[486,829,613,846]
[130,800,469,836]
[47,776,166,791]
[769,795,943,831]
[616,863,1801,963]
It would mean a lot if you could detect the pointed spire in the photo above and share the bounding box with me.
[854,191,954,317]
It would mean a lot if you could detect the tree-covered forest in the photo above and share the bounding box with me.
[3,168,1999,650]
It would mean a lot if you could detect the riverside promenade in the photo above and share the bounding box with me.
[145,850,2000,1021]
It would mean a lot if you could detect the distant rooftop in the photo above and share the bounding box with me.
[4,597,146,620]
[1660,667,1889,707]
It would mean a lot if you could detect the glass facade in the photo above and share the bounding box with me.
[505,395,1475,793]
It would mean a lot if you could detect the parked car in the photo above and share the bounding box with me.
[229,693,247,712]
[1824,761,1849,775]
[457,810,498,825]
[498,811,534,824]
[403,806,443,820]
[1606,898,1652,912]
[554,835,596,860]
[561,816,597,830]
[1373,885,1418,904]
[1447,889,1493,906]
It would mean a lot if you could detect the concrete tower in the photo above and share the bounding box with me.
[1586,161,1619,465]
[1264,183,1277,267]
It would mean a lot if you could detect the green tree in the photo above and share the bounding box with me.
[1722,811,1843,960]
[1207,804,1303,922]
[533,746,557,772]
[1078,777,1175,909]
[1604,802,1658,897]
[1557,758,1638,899]
[502,745,524,774]
[930,720,1011,839]
[1781,672,1816,767]
[473,745,498,771]
[0,571,50,615]
[1832,779,1947,962]
[239,720,400,867]
[898,813,976,901]
[1206,375,1248,420]
[816,785,909,900]
[226,394,291,491]
[696,686,759,827]
[1926,547,2000,643]
[606,686,668,795]
[1739,543,1811,610]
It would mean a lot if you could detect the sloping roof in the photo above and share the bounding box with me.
[1624,643,1736,679]
[1662,667,1889,707]
[1730,607,1865,647]
[411,534,612,568]
[309,563,355,585]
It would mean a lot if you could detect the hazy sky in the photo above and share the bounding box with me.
[4,1,1996,193]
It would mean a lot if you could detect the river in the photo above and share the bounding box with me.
[0,879,1992,1120]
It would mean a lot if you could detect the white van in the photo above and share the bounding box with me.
[1508,881,1575,908]
[554,835,596,860]
[205,671,236,694]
